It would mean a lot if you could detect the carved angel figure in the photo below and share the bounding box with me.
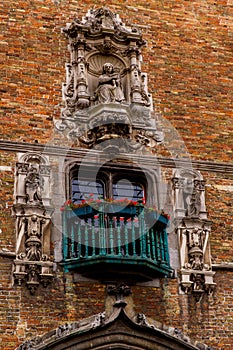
[94,63,125,104]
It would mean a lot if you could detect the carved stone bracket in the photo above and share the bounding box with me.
[13,153,53,294]
[107,282,132,308]
[55,103,163,151]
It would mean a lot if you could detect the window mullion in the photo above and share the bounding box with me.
[108,172,113,200]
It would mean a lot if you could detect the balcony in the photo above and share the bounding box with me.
[61,202,172,282]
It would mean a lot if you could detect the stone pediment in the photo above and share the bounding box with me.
[16,306,212,350]
[63,7,144,44]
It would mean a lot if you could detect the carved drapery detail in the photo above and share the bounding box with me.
[13,153,53,294]
[172,169,215,298]
[55,7,163,150]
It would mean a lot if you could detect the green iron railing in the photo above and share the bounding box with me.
[62,202,172,278]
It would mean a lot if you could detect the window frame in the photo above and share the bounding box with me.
[68,161,159,208]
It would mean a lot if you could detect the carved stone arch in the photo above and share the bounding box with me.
[18,152,50,166]
[16,308,208,350]
[174,167,203,179]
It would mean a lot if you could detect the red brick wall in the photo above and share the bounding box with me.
[1,1,232,160]
[0,1,232,349]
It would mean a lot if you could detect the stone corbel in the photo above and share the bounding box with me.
[179,270,215,301]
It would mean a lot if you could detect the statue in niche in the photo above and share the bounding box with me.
[93,63,125,104]
[187,189,201,217]
[183,179,201,217]
[25,166,44,204]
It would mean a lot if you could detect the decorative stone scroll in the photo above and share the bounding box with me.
[13,153,53,294]
[172,169,215,298]
[55,7,163,150]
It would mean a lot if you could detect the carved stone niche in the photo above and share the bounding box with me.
[55,7,163,150]
[13,153,53,294]
[172,168,207,220]
[172,169,215,298]
[177,219,215,298]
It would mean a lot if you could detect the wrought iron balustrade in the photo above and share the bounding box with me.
[61,203,172,281]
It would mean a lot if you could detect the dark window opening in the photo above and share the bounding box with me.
[71,167,147,204]
[72,179,104,203]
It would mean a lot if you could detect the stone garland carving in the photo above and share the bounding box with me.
[54,7,163,150]
[13,156,53,294]
[172,171,215,298]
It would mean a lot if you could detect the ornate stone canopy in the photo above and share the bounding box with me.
[55,7,163,151]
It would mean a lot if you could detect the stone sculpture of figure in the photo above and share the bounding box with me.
[187,189,201,217]
[94,63,125,104]
[25,166,44,204]
[183,179,201,217]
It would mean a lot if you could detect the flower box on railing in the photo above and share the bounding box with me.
[61,199,170,225]
[72,205,97,218]
[106,204,138,216]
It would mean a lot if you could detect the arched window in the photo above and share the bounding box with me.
[70,165,147,205]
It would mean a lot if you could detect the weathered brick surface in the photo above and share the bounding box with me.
[0,1,232,350]
[205,173,233,263]
[0,1,232,160]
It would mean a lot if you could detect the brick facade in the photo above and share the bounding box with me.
[0,1,232,349]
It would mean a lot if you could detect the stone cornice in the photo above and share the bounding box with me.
[0,249,16,258]
[0,140,233,174]
[212,263,233,271]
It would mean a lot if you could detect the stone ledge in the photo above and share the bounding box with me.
[0,140,233,174]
